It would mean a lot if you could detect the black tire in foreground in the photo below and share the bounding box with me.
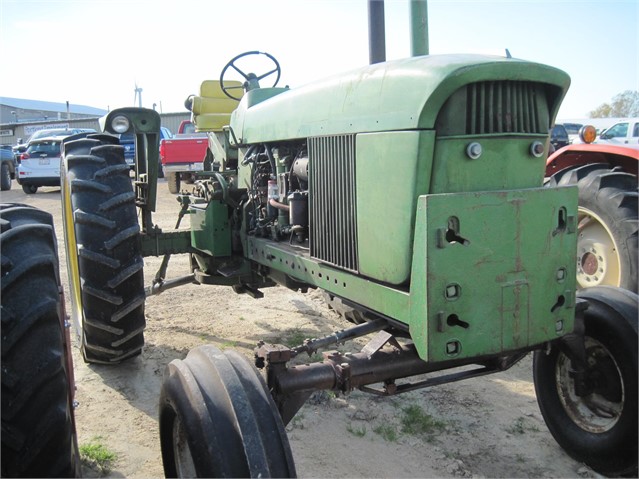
[167,172,180,194]
[1,203,80,477]
[533,286,638,477]
[548,163,638,293]
[159,345,296,478]
[61,135,146,364]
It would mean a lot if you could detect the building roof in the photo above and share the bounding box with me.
[0,96,107,116]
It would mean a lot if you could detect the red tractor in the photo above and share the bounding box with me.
[546,125,638,293]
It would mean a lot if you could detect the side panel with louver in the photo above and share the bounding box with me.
[308,135,358,273]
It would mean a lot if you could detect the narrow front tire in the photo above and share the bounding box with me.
[533,286,638,477]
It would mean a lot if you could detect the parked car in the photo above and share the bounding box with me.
[13,128,96,161]
[550,124,569,151]
[559,122,583,144]
[120,126,172,176]
[16,137,64,194]
[1,145,16,191]
[597,118,639,146]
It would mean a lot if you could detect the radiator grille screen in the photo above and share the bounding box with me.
[437,81,550,136]
[308,135,358,272]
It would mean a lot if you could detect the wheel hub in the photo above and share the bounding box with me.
[580,251,599,276]
[555,337,624,433]
[576,207,621,288]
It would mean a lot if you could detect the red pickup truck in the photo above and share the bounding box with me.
[160,120,208,193]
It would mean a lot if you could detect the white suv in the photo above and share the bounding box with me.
[16,137,63,194]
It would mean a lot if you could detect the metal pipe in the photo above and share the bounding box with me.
[367,0,386,64]
[275,344,440,394]
[269,198,290,212]
[293,318,387,356]
[410,0,429,56]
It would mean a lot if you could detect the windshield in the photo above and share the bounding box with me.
[28,129,71,141]
[552,125,568,139]
[26,140,62,156]
[562,123,583,135]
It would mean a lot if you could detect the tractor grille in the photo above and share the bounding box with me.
[437,81,550,136]
[308,135,359,272]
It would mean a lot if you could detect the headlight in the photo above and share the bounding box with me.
[111,115,131,134]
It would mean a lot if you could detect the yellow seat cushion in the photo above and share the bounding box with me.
[195,113,234,131]
[193,80,243,131]
[192,96,238,115]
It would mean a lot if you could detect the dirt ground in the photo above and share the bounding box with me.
[1,179,599,478]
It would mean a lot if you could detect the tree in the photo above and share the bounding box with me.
[589,90,639,118]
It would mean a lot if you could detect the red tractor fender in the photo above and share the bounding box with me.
[546,143,639,177]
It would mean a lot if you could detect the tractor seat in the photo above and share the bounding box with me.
[192,80,243,131]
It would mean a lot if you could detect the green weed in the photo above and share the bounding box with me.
[289,413,306,430]
[373,424,398,442]
[346,422,367,437]
[281,328,308,348]
[506,416,540,435]
[220,340,237,350]
[80,436,117,475]
[400,404,446,436]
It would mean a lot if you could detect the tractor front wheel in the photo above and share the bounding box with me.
[159,345,296,478]
[533,286,638,477]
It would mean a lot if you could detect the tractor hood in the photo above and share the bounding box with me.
[230,54,570,144]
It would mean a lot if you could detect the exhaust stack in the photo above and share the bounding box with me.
[367,0,386,64]
[367,0,429,65]
[410,0,429,56]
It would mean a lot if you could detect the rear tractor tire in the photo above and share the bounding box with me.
[61,134,146,364]
[533,286,638,477]
[1,203,80,477]
[159,345,296,478]
[548,164,638,292]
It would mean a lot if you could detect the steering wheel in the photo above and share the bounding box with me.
[220,51,281,101]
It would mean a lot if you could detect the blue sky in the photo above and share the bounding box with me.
[0,0,637,120]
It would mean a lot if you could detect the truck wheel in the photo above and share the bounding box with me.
[21,184,37,194]
[159,345,296,478]
[1,163,11,190]
[533,286,638,477]
[167,172,180,194]
[548,164,638,292]
[1,203,80,477]
[61,135,146,364]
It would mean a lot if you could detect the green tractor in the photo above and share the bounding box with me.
[58,2,637,477]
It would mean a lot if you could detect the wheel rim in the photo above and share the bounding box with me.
[576,206,621,289]
[61,169,84,337]
[555,336,624,433]
[172,417,197,478]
